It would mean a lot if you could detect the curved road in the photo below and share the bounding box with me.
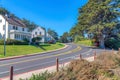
[0,43,108,78]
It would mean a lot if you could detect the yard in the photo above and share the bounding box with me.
[0,43,65,58]
[76,40,93,46]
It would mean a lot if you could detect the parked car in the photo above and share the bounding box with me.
[94,42,99,47]
[48,40,56,44]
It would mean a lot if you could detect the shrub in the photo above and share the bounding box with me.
[23,38,30,43]
[20,71,52,80]
[74,35,86,42]
[39,43,51,46]
[32,37,42,43]
[0,39,28,45]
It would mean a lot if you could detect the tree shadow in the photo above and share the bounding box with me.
[31,44,46,51]
[38,45,46,51]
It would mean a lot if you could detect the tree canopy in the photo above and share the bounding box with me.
[60,32,70,43]
[70,0,120,48]
[47,28,59,41]
[21,18,38,31]
[0,7,10,15]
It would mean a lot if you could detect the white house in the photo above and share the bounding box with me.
[46,33,55,42]
[31,27,54,42]
[0,15,31,40]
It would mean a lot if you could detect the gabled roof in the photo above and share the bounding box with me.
[2,15,26,27]
[32,26,44,32]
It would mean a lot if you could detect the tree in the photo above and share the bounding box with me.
[21,18,38,31]
[71,0,120,48]
[0,7,10,15]
[70,24,85,41]
[47,28,59,41]
[32,37,42,45]
[60,32,71,43]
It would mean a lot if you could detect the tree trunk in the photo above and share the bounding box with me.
[99,35,105,49]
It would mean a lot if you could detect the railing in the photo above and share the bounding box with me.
[9,30,31,34]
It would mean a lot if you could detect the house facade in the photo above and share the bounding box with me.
[0,15,54,43]
[0,15,31,40]
[46,33,55,42]
[31,27,54,42]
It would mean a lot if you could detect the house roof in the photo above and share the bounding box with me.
[3,15,26,27]
[32,26,44,32]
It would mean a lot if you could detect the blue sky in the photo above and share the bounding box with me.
[1,0,88,36]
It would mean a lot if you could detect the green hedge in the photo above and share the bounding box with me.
[0,39,29,45]
[39,43,51,46]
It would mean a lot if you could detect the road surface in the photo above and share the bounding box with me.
[0,43,109,78]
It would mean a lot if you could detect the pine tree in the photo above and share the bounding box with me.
[71,0,120,48]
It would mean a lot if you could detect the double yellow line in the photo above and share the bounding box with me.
[0,46,81,67]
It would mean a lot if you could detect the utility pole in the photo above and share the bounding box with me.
[44,27,47,43]
[4,14,7,56]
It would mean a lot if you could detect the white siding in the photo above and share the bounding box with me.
[8,24,29,33]
[0,15,54,42]
[0,15,9,39]
[31,27,45,42]
[0,15,31,41]
[31,27,55,42]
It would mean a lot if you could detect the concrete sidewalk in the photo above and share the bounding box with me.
[0,56,94,80]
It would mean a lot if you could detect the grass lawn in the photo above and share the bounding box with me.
[0,43,65,58]
[76,40,93,46]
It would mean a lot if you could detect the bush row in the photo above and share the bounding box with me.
[0,39,29,45]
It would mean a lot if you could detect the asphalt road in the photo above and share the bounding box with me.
[0,43,110,78]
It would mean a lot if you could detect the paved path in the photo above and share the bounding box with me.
[0,43,111,78]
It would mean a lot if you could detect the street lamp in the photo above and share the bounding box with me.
[4,14,7,56]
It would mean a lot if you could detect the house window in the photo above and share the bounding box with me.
[13,26,15,29]
[33,35,34,37]
[35,32,37,35]
[3,25,5,30]
[15,34,17,39]
[3,34,5,38]
[39,32,41,35]
[22,28,24,31]
[0,19,2,23]
[18,34,20,39]
[16,27,18,30]
[16,34,18,39]
[21,35,23,39]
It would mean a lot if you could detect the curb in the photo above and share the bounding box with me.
[0,56,94,80]
[0,61,71,80]
[0,44,68,61]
